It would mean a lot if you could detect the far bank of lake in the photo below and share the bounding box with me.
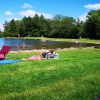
[0,37,100,51]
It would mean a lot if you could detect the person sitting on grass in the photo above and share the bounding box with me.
[42,49,59,59]
[22,49,59,60]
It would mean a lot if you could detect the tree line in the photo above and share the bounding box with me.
[0,10,100,39]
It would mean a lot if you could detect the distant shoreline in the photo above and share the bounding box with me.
[1,37,100,44]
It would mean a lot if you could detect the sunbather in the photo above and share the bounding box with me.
[22,55,42,60]
[22,49,59,60]
[42,49,59,59]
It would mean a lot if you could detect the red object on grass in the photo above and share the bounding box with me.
[0,46,11,60]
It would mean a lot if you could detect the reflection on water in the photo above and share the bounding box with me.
[17,42,26,50]
[0,38,4,49]
[0,38,100,51]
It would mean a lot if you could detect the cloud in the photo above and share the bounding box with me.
[19,10,53,19]
[21,3,33,9]
[79,13,87,22]
[80,3,100,21]
[85,3,100,10]
[0,24,4,31]
[5,11,13,16]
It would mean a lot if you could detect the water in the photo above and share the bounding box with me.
[0,38,4,47]
[0,38,100,51]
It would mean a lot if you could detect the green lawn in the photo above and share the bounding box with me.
[0,48,100,100]
[8,37,100,44]
[43,38,100,44]
[24,37,100,44]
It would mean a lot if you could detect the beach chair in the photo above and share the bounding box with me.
[0,45,11,60]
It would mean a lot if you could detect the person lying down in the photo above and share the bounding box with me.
[22,49,59,60]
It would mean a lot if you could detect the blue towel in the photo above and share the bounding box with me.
[0,59,21,64]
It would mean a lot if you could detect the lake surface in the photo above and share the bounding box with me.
[0,38,100,51]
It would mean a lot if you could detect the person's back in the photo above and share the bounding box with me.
[42,49,55,59]
[45,52,55,59]
[42,51,49,58]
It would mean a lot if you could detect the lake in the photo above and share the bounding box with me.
[0,38,100,51]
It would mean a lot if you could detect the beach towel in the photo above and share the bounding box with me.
[0,59,21,65]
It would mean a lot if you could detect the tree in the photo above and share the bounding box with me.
[9,19,17,36]
[84,10,100,39]
[22,17,33,36]
[75,18,84,38]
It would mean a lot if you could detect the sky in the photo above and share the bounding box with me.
[0,0,100,31]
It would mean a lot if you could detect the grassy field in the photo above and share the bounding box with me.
[0,48,100,100]
[7,37,100,44]
[41,38,100,44]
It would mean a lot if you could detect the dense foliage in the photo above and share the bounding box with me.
[84,10,100,39]
[0,10,100,39]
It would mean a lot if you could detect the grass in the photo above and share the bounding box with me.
[0,48,100,100]
[25,37,100,44]
[5,37,100,44]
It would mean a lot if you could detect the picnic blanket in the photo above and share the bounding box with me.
[0,59,21,65]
